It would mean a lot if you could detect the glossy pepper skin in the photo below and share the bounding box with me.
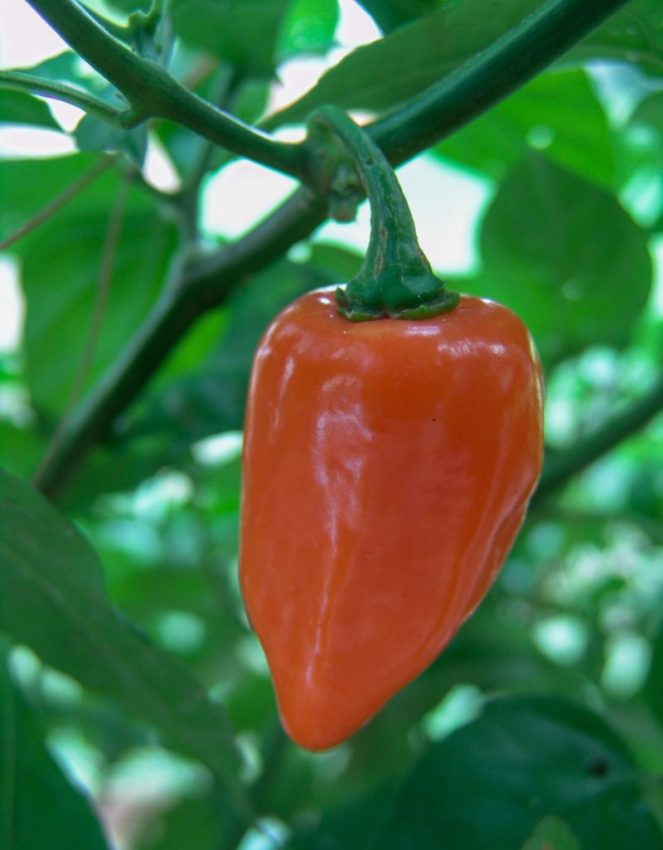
[240,288,544,751]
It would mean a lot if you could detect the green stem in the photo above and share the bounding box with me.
[0,70,135,126]
[309,106,458,320]
[24,0,305,179]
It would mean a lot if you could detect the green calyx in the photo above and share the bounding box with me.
[307,106,458,322]
[336,286,459,322]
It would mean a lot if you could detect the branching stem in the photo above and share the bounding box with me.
[30,0,635,512]
[25,0,306,178]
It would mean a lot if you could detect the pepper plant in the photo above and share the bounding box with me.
[1,1,663,849]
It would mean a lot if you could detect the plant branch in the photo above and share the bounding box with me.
[25,0,305,179]
[0,70,135,126]
[34,0,634,499]
[534,375,663,504]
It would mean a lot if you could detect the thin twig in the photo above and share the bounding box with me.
[0,156,115,253]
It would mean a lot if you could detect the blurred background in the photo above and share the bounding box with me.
[1,1,662,848]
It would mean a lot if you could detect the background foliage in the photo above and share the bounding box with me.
[1,0,662,848]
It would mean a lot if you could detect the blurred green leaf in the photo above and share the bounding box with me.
[0,657,110,850]
[0,466,106,594]
[573,0,663,77]
[0,153,105,242]
[0,90,60,129]
[17,180,176,416]
[522,816,581,850]
[170,0,291,75]
[355,0,440,33]
[470,153,652,365]
[375,696,663,850]
[278,0,339,59]
[0,422,45,481]
[0,467,244,783]
[435,69,615,188]
[264,0,540,126]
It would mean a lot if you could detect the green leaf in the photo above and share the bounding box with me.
[355,0,441,33]
[16,178,176,416]
[573,0,663,77]
[264,0,541,127]
[277,0,339,59]
[0,90,60,130]
[376,696,663,850]
[435,69,615,188]
[473,153,652,365]
[0,657,110,850]
[0,467,244,783]
[170,0,291,76]
[0,153,105,243]
[522,816,581,850]
[0,422,45,482]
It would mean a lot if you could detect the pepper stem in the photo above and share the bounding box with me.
[307,106,459,321]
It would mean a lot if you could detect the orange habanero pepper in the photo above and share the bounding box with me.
[239,287,544,750]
